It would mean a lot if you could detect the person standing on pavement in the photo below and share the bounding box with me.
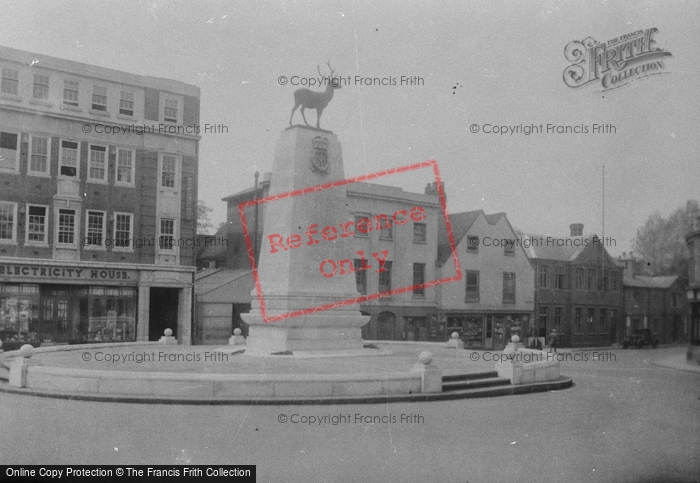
[548,328,558,352]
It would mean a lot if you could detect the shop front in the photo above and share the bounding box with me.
[0,259,194,348]
[442,312,532,350]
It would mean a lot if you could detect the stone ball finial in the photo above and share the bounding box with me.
[511,335,520,343]
[451,332,459,340]
[233,328,242,336]
[19,344,34,358]
[418,351,433,365]
[164,328,173,337]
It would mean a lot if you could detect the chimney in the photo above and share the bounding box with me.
[424,181,445,197]
[570,223,584,236]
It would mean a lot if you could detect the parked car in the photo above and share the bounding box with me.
[622,329,659,349]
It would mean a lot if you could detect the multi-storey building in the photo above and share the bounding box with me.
[0,46,199,348]
[524,224,623,347]
[436,210,535,350]
[618,252,687,344]
[196,175,441,345]
[686,217,700,364]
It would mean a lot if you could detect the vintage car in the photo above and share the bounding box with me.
[622,329,659,349]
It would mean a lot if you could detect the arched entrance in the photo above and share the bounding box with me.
[377,311,397,340]
[360,311,370,340]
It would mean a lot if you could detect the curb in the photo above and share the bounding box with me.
[0,376,573,405]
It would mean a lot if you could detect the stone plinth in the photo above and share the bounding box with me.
[242,126,369,355]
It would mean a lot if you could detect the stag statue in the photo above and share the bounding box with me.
[289,62,341,129]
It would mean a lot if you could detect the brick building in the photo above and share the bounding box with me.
[524,224,623,347]
[618,252,687,344]
[0,46,199,348]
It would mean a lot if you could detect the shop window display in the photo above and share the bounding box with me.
[0,284,41,349]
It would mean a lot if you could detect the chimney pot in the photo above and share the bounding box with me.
[570,223,584,236]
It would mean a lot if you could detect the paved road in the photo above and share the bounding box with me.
[1,347,698,482]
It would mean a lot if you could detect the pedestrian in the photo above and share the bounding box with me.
[548,328,558,353]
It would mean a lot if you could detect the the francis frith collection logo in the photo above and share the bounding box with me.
[563,28,672,92]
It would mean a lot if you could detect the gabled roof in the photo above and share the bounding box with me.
[623,275,678,289]
[197,224,229,260]
[437,210,483,266]
[437,210,512,266]
[523,234,599,262]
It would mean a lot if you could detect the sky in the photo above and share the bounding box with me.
[1,0,698,255]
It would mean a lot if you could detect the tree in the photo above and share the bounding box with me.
[197,199,214,234]
[632,200,699,280]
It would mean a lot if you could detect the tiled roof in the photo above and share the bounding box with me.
[523,234,599,262]
[623,275,678,289]
[437,210,497,266]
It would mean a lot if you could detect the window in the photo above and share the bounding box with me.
[599,308,607,333]
[503,272,515,303]
[465,270,479,302]
[1,67,19,95]
[539,306,549,330]
[85,211,105,247]
[29,136,50,175]
[467,236,479,252]
[116,149,135,185]
[610,310,618,335]
[63,80,79,107]
[555,266,565,289]
[354,214,370,238]
[587,308,595,333]
[0,202,17,243]
[33,74,49,100]
[354,259,367,295]
[633,290,641,305]
[539,264,549,288]
[92,85,107,111]
[377,214,392,240]
[161,155,177,188]
[690,240,696,284]
[574,267,584,289]
[0,132,19,171]
[574,308,583,334]
[413,262,425,296]
[57,209,76,245]
[163,97,178,123]
[672,293,680,308]
[119,91,134,116]
[504,242,515,256]
[378,260,392,294]
[88,144,107,181]
[159,218,175,250]
[555,307,563,328]
[587,268,596,290]
[114,213,133,249]
[611,271,619,291]
[59,140,79,177]
[26,205,47,245]
[413,222,426,243]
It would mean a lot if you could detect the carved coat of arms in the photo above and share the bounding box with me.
[311,136,329,173]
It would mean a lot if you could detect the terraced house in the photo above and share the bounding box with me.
[0,46,200,349]
[524,224,623,348]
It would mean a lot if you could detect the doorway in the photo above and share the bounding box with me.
[149,287,179,341]
[41,287,74,343]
